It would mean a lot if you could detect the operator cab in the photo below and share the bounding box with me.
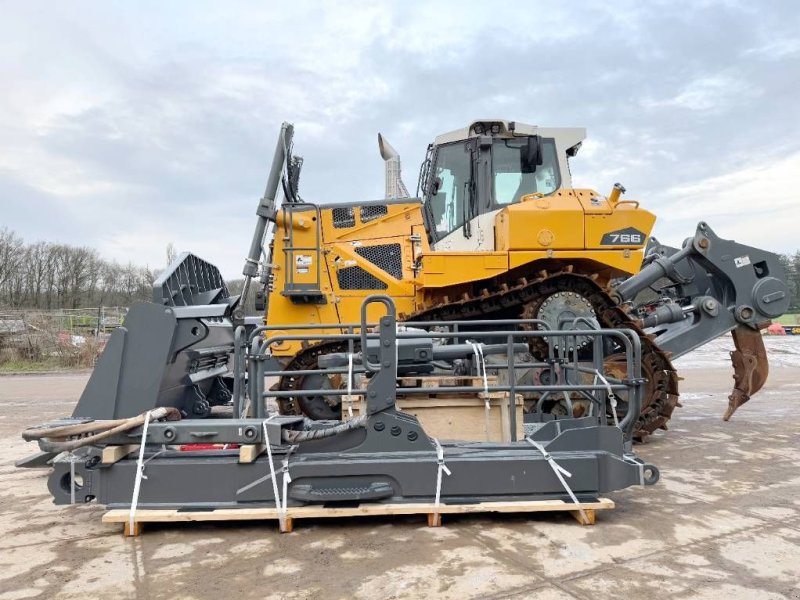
[420,120,585,250]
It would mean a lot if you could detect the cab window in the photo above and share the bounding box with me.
[493,138,559,205]
[428,142,470,236]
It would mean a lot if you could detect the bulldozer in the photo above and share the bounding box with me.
[249,120,790,437]
[14,119,790,521]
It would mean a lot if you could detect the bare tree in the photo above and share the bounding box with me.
[166,242,177,266]
[0,228,156,309]
[0,227,24,292]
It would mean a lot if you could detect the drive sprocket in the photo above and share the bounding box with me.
[276,340,351,420]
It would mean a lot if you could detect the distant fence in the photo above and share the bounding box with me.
[0,307,128,367]
[0,306,127,336]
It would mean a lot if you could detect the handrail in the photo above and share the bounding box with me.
[244,329,642,440]
[231,295,645,441]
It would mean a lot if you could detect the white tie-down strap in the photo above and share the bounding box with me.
[281,456,292,519]
[470,343,491,440]
[129,410,152,534]
[262,417,291,532]
[525,437,589,524]
[594,370,619,428]
[346,352,354,418]
[432,438,452,523]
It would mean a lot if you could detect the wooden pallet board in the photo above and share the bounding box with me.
[397,375,498,390]
[104,497,614,536]
[101,444,139,464]
[346,375,503,403]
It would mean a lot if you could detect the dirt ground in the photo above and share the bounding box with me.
[1,351,799,599]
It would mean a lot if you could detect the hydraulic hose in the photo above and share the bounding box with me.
[281,416,368,444]
[22,407,181,453]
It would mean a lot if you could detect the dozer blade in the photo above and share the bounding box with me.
[725,325,769,421]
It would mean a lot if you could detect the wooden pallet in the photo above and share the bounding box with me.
[342,392,524,442]
[396,375,499,397]
[103,497,614,537]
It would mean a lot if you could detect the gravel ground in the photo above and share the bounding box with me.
[1,346,799,599]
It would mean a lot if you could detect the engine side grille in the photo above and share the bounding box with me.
[355,243,402,279]
[337,266,388,290]
[360,205,388,223]
[332,207,355,229]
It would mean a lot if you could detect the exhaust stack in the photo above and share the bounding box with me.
[378,133,410,199]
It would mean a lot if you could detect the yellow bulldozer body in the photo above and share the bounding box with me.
[266,188,656,359]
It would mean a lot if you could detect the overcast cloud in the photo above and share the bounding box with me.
[1,1,799,277]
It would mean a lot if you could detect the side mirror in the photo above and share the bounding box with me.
[522,136,543,173]
[430,176,443,196]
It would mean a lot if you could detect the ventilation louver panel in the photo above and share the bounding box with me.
[336,266,388,290]
[332,207,355,229]
[360,205,388,223]
[354,244,402,279]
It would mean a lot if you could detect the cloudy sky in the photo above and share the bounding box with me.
[2,1,799,277]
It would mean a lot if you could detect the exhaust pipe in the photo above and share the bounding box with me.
[378,133,410,199]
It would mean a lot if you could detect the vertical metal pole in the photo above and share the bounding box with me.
[507,333,517,441]
[256,342,266,419]
[232,326,243,419]
[248,338,260,418]
[593,333,605,424]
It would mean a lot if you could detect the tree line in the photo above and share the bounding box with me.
[0,228,156,309]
